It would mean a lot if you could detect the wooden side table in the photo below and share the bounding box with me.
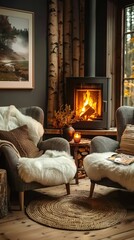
[69,138,91,184]
[0,169,8,218]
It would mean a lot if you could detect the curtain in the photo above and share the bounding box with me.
[47,0,85,127]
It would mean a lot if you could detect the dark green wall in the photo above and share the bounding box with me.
[0,0,47,116]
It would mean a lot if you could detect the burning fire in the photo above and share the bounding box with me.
[79,90,97,120]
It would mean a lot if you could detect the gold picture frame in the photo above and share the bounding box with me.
[0,7,34,89]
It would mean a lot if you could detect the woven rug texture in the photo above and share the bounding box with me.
[26,190,127,231]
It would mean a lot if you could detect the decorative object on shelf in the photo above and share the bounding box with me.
[51,104,83,141]
[73,132,81,143]
[62,125,75,142]
[51,104,82,129]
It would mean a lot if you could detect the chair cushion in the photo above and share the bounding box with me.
[117,124,134,155]
[0,125,43,158]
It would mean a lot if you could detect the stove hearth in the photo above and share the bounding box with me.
[65,77,111,130]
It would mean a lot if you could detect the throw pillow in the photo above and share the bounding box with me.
[0,125,43,158]
[117,124,134,155]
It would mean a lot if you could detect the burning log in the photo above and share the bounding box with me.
[80,105,95,118]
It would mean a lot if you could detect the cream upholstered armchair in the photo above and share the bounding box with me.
[0,106,76,210]
[83,106,134,197]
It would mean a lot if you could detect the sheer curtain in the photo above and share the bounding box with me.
[47,0,85,127]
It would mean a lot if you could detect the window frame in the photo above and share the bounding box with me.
[121,2,134,106]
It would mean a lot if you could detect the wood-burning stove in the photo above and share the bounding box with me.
[65,77,111,129]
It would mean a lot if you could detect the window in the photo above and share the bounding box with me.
[123,4,134,106]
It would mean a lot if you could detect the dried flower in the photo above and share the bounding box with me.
[52,104,81,128]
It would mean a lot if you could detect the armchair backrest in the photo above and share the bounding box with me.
[116,106,134,142]
[18,106,44,126]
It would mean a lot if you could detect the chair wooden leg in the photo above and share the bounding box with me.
[65,183,70,195]
[89,182,95,198]
[19,191,24,211]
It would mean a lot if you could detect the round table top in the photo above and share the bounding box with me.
[69,138,91,146]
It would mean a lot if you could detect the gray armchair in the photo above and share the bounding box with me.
[0,106,74,210]
[83,106,134,197]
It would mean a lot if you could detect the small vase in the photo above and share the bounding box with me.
[62,125,75,142]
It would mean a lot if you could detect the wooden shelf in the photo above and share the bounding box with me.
[44,128,117,137]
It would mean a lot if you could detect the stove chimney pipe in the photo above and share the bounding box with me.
[84,0,96,77]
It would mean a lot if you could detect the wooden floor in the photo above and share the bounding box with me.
[0,178,134,240]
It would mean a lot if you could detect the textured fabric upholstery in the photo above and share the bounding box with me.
[90,136,119,153]
[0,106,72,209]
[117,124,134,155]
[38,137,71,153]
[90,106,134,154]
[84,106,134,197]
[18,106,44,126]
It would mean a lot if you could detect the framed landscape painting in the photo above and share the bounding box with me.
[0,7,34,89]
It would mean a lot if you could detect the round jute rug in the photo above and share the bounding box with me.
[26,190,127,231]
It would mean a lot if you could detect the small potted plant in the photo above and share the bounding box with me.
[52,104,81,141]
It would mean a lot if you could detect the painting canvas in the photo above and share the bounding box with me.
[0,7,34,89]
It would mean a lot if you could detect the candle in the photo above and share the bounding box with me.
[74,132,81,143]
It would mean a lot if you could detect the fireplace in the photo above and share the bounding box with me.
[65,77,111,130]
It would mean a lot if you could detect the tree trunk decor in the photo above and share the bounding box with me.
[47,0,85,127]
[0,169,8,218]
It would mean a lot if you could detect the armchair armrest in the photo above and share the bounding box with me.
[0,145,22,189]
[90,136,119,153]
[38,137,70,154]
